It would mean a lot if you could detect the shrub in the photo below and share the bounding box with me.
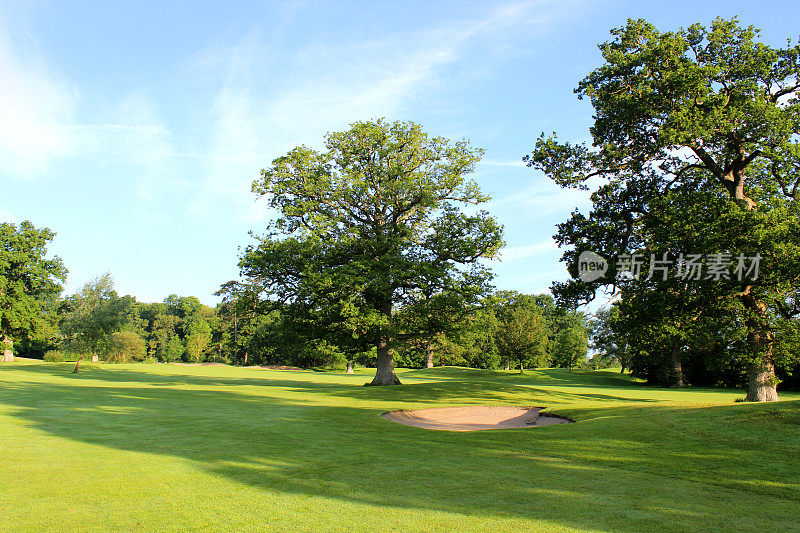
[43,350,82,362]
[106,331,147,363]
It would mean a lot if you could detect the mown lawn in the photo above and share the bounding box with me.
[1,360,798,532]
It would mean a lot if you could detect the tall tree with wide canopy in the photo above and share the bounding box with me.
[0,221,67,362]
[527,18,800,401]
[240,119,504,385]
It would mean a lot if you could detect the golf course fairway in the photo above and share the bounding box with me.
[1,361,798,532]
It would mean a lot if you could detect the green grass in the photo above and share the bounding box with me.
[1,360,798,532]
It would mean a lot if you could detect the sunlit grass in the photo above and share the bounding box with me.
[1,360,798,532]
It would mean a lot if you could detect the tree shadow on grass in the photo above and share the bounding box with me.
[1,365,799,531]
[4,363,660,408]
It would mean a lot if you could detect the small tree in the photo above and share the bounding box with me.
[1,221,66,362]
[185,318,212,362]
[496,296,548,373]
[151,313,181,362]
[106,331,147,363]
[60,273,129,371]
[551,326,588,370]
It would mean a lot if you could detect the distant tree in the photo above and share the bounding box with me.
[454,306,501,369]
[0,221,67,363]
[551,325,588,370]
[591,307,630,372]
[106,331,147,363]
[395,290,476,369]
[495,294,549,373]
[60,273,129,371]
[151,313,181,362]
[164,336,183,363]
[239,119,503,385]
[185,318,212,363]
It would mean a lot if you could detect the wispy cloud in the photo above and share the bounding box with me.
[188,0,591,223]
[0,15,75,177]
[480,159,526,168]
[0,0,595,228]
[501,239,558,260]
[491,173,597,218]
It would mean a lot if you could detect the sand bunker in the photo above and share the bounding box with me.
[381,406,572,431]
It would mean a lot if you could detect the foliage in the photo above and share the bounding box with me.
[0,221,67,361]
[551,326,588,369]
[495,293,549,371]
[59,273,130,360]
[184,317,212,363]
[239,119,503,384]
[526,17,800,401]
[106,331,147,363]
[43,350,83,362]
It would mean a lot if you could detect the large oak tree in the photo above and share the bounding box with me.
[1,221,67,362]
[239,119,503,385]
[527,18,800,401]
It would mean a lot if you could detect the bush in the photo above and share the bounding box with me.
[43,350,83,362]
[106,331,147,363]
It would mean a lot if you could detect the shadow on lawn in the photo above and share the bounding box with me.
[7,363,659,407]
[1,364,799,530]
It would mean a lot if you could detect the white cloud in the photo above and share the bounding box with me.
[492,173,599,218]
[188,0,590,223]
[0,17,188,203]
[480,159,526,168]
[501,239,558,260]
[0,19,75,177]
[0,0,597,227]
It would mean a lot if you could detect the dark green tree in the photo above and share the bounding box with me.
[0,221,67,362]
[527,18,800,401]
[239,119,504,385]
[590,306,630,372]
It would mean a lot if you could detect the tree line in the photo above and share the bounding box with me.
[0,224,589,373]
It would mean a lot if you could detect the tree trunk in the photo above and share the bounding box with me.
[2,335,13,363]
[504,361,510,371]
[745,357,780,402]
[346,361,354,374]
[425,342,434,369]
[741,291,780,402]
[519,360,524,374]
[726,184,779,402]
[670,345,684,387]
[368,335,401,385]
[72,355,84,373]
[368,301,401,386]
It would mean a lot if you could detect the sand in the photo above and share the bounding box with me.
[381,405,572,431]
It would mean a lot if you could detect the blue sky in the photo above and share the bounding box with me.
[2,0,798,306]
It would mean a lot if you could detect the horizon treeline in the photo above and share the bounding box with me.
[20,272,592,372]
